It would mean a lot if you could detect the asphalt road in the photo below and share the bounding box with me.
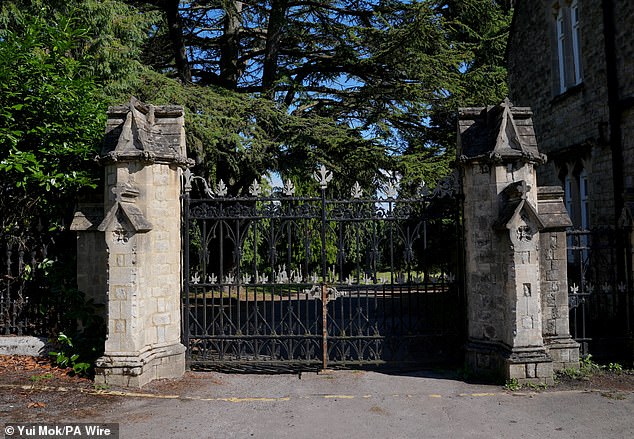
[56,370,634,438]
[2,369,634,439]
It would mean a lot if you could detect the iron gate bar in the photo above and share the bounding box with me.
[182,168,464,372]
[567,227,634,361]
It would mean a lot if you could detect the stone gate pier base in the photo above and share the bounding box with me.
[73,98,189,387]
[458,100,579,384]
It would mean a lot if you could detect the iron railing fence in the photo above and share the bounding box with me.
[567,227,634,361]
[0,231,73,337]
[182,168,465,372]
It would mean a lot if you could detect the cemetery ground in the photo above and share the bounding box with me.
[1,355,634,438]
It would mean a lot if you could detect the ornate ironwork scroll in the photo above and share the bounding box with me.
[182,168,464,372]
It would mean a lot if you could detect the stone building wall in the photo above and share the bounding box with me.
[507,0,623,228]
[623,108,634,191]
[618,0,634,194]
[507,1,634,363]
[72,204,108,317]
[614,0,634,100]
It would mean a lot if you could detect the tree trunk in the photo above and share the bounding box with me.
[262,0,289,98]
[164,0,192,83]
[219,1,243,90]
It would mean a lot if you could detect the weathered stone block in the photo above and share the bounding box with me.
[157,326,166,343]
[114,287,127,300]
[555,348,570,363]
[536,362,553,378]
[545,269,561,281]
[114,319,126,334]
[0,336,47,356]
[157,298,167,313]
[508,364,526,380]
[152,313,171,326]
[525,363,537,378]
[555,319,570,336]
[461,98,587,383]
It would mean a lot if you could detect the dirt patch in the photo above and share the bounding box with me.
[368,405,389,416]
[0,386,121,423]
[0,355,92,387]
[0,356,234,421]
[552,369,634,392]
[0,355,122,422]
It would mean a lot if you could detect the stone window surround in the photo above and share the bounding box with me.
[556,157,591,266]
[563,165,590,264]
[557,157,591,230]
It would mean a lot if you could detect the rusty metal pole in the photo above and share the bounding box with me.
[321,283,328,370]
[319,170,329,371]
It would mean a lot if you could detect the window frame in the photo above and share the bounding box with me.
[570,0,582,86]
[553,0,583,95]
[579,169,589,230]
[557,7,568,93]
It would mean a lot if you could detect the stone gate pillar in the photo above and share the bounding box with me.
[75,98,190,387]
[538,187,580,370]
[457,100,578,384]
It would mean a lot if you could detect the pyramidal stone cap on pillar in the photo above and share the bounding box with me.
[457,98,547,166]
[99,96,192,168]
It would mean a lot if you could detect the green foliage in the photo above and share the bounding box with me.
[128,69,387,193]
[579,354,604,375]
[0,7,105,235]
[2,0,513,197]
[0,2,510,374]
[50,262,106,334]
[1,0,157,98]
[30,373,54,382]
[398,0,512,188]
[503,378,521,391]
[49,332,93,376]
[33,255,106,377]
[0,0,161,239]
[503,378,548,391]
[2,1,513,201]
[130,0,513,190]
[46,261,106,377]
[47,317,105,378]
[557,367,581,380]
[524,381,549,391]
[557,354,612,380]
[443,0,512,104]
[608,362,623,373]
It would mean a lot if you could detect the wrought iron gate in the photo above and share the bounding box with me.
[182,167,464,372]
[567,228,634,361]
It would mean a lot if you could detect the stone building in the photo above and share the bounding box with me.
[507,0,634,231]
[507,1,634,359]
